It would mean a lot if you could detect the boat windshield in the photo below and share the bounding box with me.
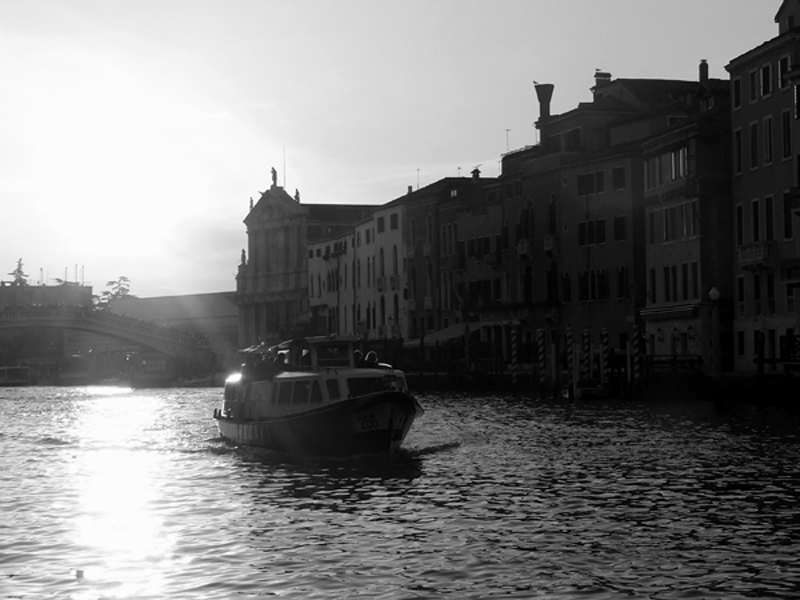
[316,342,353,367]
[347,375,396,397]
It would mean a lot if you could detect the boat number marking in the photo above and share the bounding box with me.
[357,414,380,431]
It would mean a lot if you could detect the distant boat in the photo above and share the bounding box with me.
[0,366,31,387]
[128,353,174,388]
[214,335,424,455]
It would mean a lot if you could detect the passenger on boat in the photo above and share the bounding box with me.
[353,349,364,366]
[364,351,379,367]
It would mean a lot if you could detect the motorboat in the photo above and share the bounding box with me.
[213,335,423,455]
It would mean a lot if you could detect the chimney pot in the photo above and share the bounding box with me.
[699,59,709,83]
[534,82,555,124]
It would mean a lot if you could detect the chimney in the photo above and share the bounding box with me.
[407,185,413,195]
[534,82,554,123]
[594,70,612,87]
[699,59,709,83]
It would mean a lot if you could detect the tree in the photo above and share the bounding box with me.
[8,258,28,285]
[94,276,133,308]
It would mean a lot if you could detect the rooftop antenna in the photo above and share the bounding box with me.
[416,169,420,190]
[506,129,510,151]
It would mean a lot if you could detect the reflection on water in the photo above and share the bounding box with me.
[1,387,800,598]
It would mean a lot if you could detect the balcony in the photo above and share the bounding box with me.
[376,276,386,292]
[543,234,558,255]
[517,239,530,257]
[739,240,776,270]
[390,275,400,290]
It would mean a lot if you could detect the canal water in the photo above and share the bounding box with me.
[1,387,799,599]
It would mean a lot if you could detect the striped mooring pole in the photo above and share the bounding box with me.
[537,329,546,390]
[565,326,573,394]
[600,327,609,385]
[632,324,641,383]
[581,328,590,380]
[510,324,518,390]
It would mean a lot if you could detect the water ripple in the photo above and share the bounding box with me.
[2,388,800,598]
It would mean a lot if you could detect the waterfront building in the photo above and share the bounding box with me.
[640,61,733,376]
[726,0,800,373]
[234,169,374,347]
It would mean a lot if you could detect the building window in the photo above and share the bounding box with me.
[766,195,774,241]
[663,266,671,302]
[754,273,762,316]
[761,63,773,97]
[577,173,594,195]
[784,191,795,239]
[736,204,744,246]
[562,274,571,303]
[682,263,689,301]
[750,122,759,169]
[612,167,626,190]
[616,267,629,299]
[648,268,656,304]
[783,111,792,159]
[670,147,688,180]
[377,216,385,233]
[691,261,699,299]
[734,129,743,174]
[780,55,792,89]
[768,273,776,314]
[733,77,742,109]
[578,221,587,246]
[752,199,760,242]
[614,216,626,241]
[390,213,399,230]
[764,116,774,165]
[749,70,758,102]
[596,219,606,244]
[738,276,745,318]
[595,171,605,194]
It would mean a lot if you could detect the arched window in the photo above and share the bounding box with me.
[392,245,398,275]
[380,295,386,325]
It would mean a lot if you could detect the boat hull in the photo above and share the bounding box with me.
[215,390,421,455]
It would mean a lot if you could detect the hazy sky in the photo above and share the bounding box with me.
[1,0,779,298]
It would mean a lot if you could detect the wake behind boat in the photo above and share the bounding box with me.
[213,335,423,455]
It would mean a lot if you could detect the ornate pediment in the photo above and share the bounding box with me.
[244,184,308,227]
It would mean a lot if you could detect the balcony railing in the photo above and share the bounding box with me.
[739,240,776,270]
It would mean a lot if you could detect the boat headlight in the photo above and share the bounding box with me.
[225,372,242,384]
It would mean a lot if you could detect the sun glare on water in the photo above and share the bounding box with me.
[68,393,177,596]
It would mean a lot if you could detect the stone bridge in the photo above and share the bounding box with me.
[0,306,212,363]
